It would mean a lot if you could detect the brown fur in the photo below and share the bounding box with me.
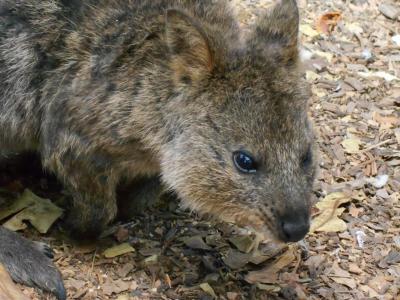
[0,0,316,297]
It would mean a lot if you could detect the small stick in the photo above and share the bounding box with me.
[358,139,393,154]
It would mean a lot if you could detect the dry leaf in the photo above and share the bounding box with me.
[183,236,212,250]
[359,285,380,297]
[372,112,399,128]
[349,205,363,218]
[316,12,342,34]
[255,283,281,292]
[229,235,256,253]
[116,294,130,300]
[223,249,252,269]
[315,192,351,210]
[64,278,85,291]
[358,71,399,82]
[312,208,347,232]
[2,190,63,233]
[103,243,135,258]
[164,274,172,289]
[102,279,131,296]
[117,263,135,278]
[314,50,334,62]
[341,138,362,154]
[368,276,390,295]
[348,263,363,274]
[0,189,37,221]
[331,276,357,289]
[310,192,351,233]
[330,262,352,276]
[200,283,217,298]
[143,254,158,266]
[306,71,320,82]
[300,24,319,37]
[378,3,400,20]
[227,292,240,300]
[114,226,129,242]
[352,190,367,201]
[347,23,363,35]
[328,263,356,289]
[245,247,296,284]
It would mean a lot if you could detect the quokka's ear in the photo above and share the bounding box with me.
[250,0,300,64]
[165,9,214,85]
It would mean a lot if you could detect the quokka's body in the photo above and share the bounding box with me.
[0,0,316,298]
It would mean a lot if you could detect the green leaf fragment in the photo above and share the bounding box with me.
[2,189,63,233]
[103,243,135,258]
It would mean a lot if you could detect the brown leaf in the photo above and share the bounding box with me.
[114,226,129,243]
[245,247,296,284]
[379,250,400,268]
[223,249,252,270]
[316,12,342,34]
[368,276,390,295]
[331,276,357,289]
[64,278,86,291]
[229,235,256,253]
[226,292,240,300]
[116,263,135,278]
[102,279,131,296]
[329,263,357,289]
[348,263,363,275]
[344,77,364,91]
[372,112,399,129]
[349,205,363,218]
[183,236,212,250]
[310,192,350,233]
[379,3,400,20]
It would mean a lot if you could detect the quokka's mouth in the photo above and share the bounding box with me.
[254,208,310,243]
[227,210,282,243]
[245,224,283,243]
[203,204,298,243]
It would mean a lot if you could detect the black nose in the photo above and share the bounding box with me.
[279,214,310,242]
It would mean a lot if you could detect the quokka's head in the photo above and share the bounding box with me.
[160,0,316,242]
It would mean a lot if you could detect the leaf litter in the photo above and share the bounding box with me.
[0,189,63,233]
[0,0,399,299]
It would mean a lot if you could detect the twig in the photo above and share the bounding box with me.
[358,139,393,154]
[87,249,97,280]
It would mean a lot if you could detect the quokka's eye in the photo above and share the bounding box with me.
[233,151,257,174]
[301,147,313,169]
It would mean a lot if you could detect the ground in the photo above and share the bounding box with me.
[0,0,399,299]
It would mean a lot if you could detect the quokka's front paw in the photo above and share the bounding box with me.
[0,226,66,300]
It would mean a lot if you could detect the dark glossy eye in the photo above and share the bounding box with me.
[301,147,313,169]
[233,151,257,174]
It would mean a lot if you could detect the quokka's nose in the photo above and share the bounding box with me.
[279,214,310,242]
